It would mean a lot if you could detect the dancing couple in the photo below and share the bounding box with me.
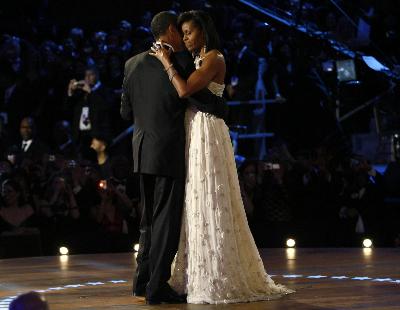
[120,10,294,305]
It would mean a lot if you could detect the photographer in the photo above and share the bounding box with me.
[65,66,113,155]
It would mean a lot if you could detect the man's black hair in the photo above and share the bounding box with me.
[150,11,178,39]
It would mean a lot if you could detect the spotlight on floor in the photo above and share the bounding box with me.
[286,247,296,260]
[286,238,296,248]
[363,239,373,248]
[363,247,372,257]
[59,246,69,255]
[133,243,139,252]
[60,254,69,264]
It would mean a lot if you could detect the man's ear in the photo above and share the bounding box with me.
[168,24,178,35]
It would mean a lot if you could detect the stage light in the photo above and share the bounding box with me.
[59,246,69,255]
[286,238,296,248]
[133,243,139,252]
[363,239,373,248]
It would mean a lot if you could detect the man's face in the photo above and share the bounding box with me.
[20,118,33,141]
[90,138,105,153]
[162,24,184,51]
[85,70,98,86]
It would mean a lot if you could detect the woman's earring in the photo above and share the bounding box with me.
[203,45,207,53]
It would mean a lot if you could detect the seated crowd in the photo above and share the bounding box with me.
[1,1,400,257]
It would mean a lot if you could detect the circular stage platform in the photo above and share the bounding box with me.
[1,248,399,309]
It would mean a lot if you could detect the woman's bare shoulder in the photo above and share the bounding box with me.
[206,49,224,59]
[203,49,225,65]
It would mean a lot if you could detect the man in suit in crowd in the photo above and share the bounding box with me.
[120,11,227,305]
[18,117,48,162]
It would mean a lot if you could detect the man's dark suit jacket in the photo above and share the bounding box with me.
[19,139,49,162]
[120,50,227,179]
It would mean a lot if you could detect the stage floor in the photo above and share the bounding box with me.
[1,248,399,309]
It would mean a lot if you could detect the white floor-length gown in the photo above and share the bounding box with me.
[169,58,295,304]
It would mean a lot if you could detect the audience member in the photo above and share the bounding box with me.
[65,66,113,152]
[15,117,48,163]
[90,134,112,179]
[9,291,49,310]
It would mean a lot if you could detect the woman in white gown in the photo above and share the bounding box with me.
[150,10,294,304]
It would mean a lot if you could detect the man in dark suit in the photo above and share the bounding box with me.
[17,117,48,162]
[120,11,227,304]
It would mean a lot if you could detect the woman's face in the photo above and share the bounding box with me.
[1,183,18,206]
[182,20,204,53]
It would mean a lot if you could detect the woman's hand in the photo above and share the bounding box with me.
[149,41,172,68]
